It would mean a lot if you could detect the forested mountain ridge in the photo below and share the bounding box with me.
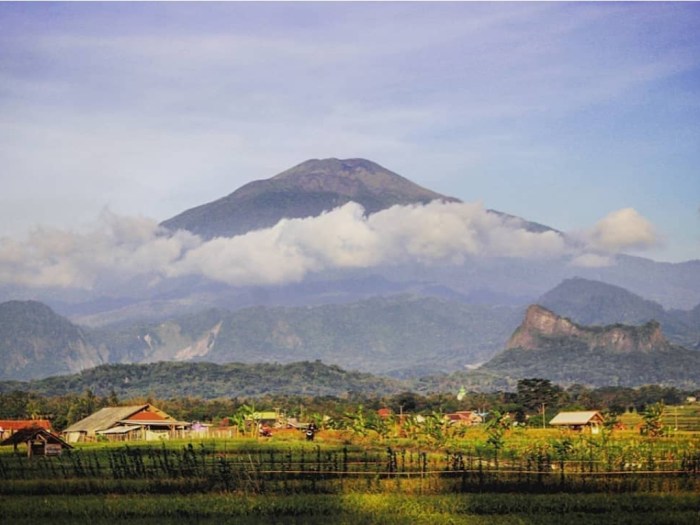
[0,297,523,381]
[90,295,523,377]
[0,360,407,399]
[2,278,699,387]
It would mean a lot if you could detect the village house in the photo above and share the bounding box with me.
[62,404,190,443]
[377,408,393,419]
[549,411,605,434]
[445,411,483,426]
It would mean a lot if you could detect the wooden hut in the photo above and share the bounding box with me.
[1,427,72,457]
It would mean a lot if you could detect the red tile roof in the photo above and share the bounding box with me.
[126,410,166,421]
[0,419,52,431]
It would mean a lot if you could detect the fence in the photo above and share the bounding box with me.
[1,442,698,496]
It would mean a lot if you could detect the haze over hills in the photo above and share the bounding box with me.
[2,287,698,389]
[3,305,699,398]
[89,295,523,377]
[0,297,523,381]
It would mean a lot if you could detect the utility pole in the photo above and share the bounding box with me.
[542,403,546,430]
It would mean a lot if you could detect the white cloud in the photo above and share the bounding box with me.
[587,207,658,252]
[0,211,200,290]
[167,201,573,286]
[0,202,574,290]
[0,202,665,291]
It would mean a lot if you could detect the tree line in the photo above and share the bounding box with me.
[0,379,695,431]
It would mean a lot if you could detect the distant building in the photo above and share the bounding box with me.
[244,411,280,427]
[445,411,483,426]
[377,408,393,419]
[62,404,190,443]
[549,411,605,434]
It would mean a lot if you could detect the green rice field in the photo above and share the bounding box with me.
[1,428,699,524]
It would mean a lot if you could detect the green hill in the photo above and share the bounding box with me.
[0,360,407,399]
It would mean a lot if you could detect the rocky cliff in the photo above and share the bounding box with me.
[481,304,699,388]
[507,305,670,353]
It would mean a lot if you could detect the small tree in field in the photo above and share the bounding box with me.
[486,410,510,468]
[343,404,371,437]
[640,402,665,437]
[232,404,256,437]
[417,412,447,446]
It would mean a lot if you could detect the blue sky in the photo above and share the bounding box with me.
[1,2,699,263]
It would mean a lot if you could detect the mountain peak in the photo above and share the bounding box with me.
[161,158,457,239]
[273,158,386,176]
[268,157,455,202]
[508,305,580,348]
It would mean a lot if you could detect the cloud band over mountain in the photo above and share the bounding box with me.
[0,201,658,291]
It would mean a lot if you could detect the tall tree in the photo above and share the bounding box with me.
[516,378,563,414]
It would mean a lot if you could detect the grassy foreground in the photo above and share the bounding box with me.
[2,431,699,523]
[2,492,699,525]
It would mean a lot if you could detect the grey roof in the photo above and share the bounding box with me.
[96,424,142,435]
[63,405,148,433]
[549,411,603,426]
[117,419,190,427]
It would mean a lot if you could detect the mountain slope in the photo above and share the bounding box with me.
[91,295,523,377]
[0,301,107,380]
[161,158,457,238]
[480,305,700,388]
[538,278,665,326]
